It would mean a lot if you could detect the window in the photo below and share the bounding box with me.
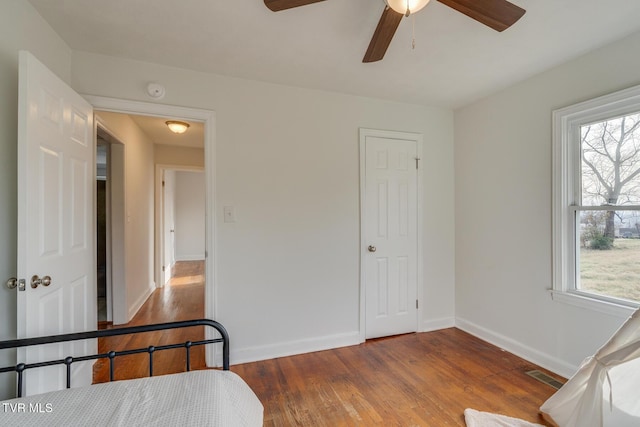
[553,85,640,312]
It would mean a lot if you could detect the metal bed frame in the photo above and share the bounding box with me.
[0,318,229,398]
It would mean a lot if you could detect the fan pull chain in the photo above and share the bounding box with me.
[412,14,416,50]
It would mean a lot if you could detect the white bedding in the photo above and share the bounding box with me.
[0,370,263,427]
[464,408,544,427]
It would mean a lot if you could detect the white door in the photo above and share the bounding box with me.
[17,51,96,396]
[361,130,419,339]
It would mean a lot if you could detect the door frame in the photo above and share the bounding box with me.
[95,120,127,324]
[359,128,424,342]
[84,96,217,365]
[156,165,205,287]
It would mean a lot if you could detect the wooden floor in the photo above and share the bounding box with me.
[94,261,564,425]
[233,331,563,426]
[92,261,207,383]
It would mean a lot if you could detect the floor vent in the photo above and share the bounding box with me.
[525,370,564,390]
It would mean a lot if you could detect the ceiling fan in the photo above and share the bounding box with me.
[263,0,526,63]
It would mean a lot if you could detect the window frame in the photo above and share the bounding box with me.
[552,84,640,316]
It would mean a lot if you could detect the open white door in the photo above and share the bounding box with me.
[361,129,420,339]
[163,170,176,285]
[17,51,96,396]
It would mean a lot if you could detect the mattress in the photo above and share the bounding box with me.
[0,369,263,427]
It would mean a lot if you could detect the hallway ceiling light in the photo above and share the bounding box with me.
[166,121,190,134]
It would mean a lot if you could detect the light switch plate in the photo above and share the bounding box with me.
[223,205,235,223]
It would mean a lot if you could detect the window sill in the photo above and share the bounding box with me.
[549,290,638,318]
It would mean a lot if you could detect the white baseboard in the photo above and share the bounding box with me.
[231,331,361,365]
[229,319,578,379]
[455,317,578,379]
[422,316,456,332]
[127,282,155,322]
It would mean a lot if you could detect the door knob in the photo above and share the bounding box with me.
[31,275,52,289]
[367,245,377,253]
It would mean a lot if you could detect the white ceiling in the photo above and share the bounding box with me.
[28,0,640,109]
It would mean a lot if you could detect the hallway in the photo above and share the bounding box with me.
[93,261,206,383]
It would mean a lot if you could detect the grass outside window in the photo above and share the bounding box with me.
[580,238,640,304]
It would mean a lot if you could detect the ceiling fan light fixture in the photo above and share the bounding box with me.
[385,0,430,16]
[166,121,190,134]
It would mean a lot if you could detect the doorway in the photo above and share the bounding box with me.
[96,141,108,323]
[95,112,206,326]
[86,96,217,366]
[95,124,126,326]
[159,168,206,286]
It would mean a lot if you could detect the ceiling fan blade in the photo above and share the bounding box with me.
[264,0,326,12]
[363,7,404,63]
[437,0,525,32]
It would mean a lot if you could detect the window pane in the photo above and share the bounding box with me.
[581,113,640,206]
[578,210,640,304]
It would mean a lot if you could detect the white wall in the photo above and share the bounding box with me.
[174,171,205,261]
[155,145,204,168]
[0,0,74,400]
[454,30,640,377]
[95,111,156,323]
[71,52,455,362]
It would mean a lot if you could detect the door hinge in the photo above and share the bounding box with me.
[416,299,419,309]
[415,157,420,169]
[162,266,165,272]
[162,180,165,187]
